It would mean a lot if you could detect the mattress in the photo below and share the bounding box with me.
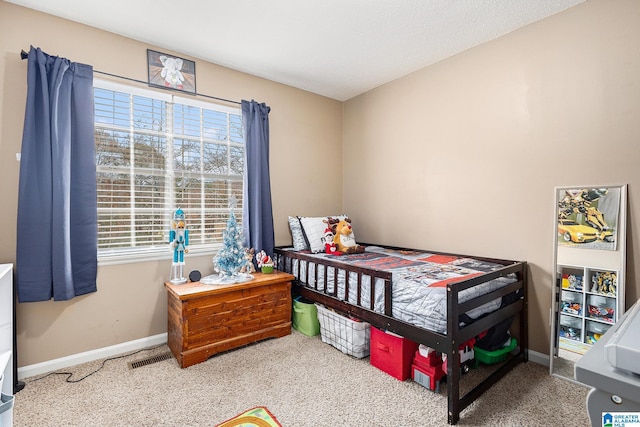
[281,246,516,334]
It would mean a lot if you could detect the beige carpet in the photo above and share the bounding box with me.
[13,330,590,426]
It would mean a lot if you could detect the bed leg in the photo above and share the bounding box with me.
[448,411,460,425]
[448,380,460,425]
[447,350,461,425]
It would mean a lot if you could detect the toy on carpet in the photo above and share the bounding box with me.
[412,347,446,392]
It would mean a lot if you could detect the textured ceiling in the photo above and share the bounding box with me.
[8,0,586,101]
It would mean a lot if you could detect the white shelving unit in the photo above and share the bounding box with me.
[557,265,621,355]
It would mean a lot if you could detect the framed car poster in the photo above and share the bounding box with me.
[556,186,622,251]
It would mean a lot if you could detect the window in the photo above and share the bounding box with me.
[94,79,244,264]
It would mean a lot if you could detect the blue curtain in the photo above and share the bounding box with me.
[241,100,275,257]
[16,46,97,302]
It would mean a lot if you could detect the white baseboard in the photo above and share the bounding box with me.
[17,333,168,380]
[17,333,551,380]
[528,348,549,366]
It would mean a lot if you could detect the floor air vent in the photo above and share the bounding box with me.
[128,351,173,370]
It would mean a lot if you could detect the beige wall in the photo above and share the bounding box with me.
[0,1,343,365]
[344,0,640,355]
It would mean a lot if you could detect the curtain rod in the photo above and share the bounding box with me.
[20,49,242,106]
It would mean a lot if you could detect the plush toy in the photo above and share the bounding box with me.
[328,217,364,254]
[322,221,340,255]
[240,248,256,273]
[323,218,338,254]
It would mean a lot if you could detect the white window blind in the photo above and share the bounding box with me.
[94,79,244,263]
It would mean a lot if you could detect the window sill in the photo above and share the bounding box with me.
[98,245,220,266]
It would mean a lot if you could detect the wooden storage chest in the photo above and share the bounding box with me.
[165,271,294,368]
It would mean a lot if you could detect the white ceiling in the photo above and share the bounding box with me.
[8,0,585,101]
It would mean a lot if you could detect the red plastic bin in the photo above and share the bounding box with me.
[370,326,418,381]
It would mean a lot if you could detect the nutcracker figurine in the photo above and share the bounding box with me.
[169,208,189,284]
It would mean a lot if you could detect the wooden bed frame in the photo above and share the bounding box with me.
[274,244,528,425]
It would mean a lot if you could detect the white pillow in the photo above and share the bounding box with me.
[288,216,308,251]
[299,215,351,253]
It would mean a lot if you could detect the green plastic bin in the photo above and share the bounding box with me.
[292,296,320,336]
[474,337,518,365]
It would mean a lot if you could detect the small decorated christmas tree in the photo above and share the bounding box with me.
[213,210,248,277]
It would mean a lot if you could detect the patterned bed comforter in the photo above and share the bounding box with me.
[282,246,516,334]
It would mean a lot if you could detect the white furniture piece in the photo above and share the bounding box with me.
[550,185,627,382]
[0,263,14,427]
[575,300,640,427]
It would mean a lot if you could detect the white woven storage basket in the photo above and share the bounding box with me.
[315,303,370,358]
